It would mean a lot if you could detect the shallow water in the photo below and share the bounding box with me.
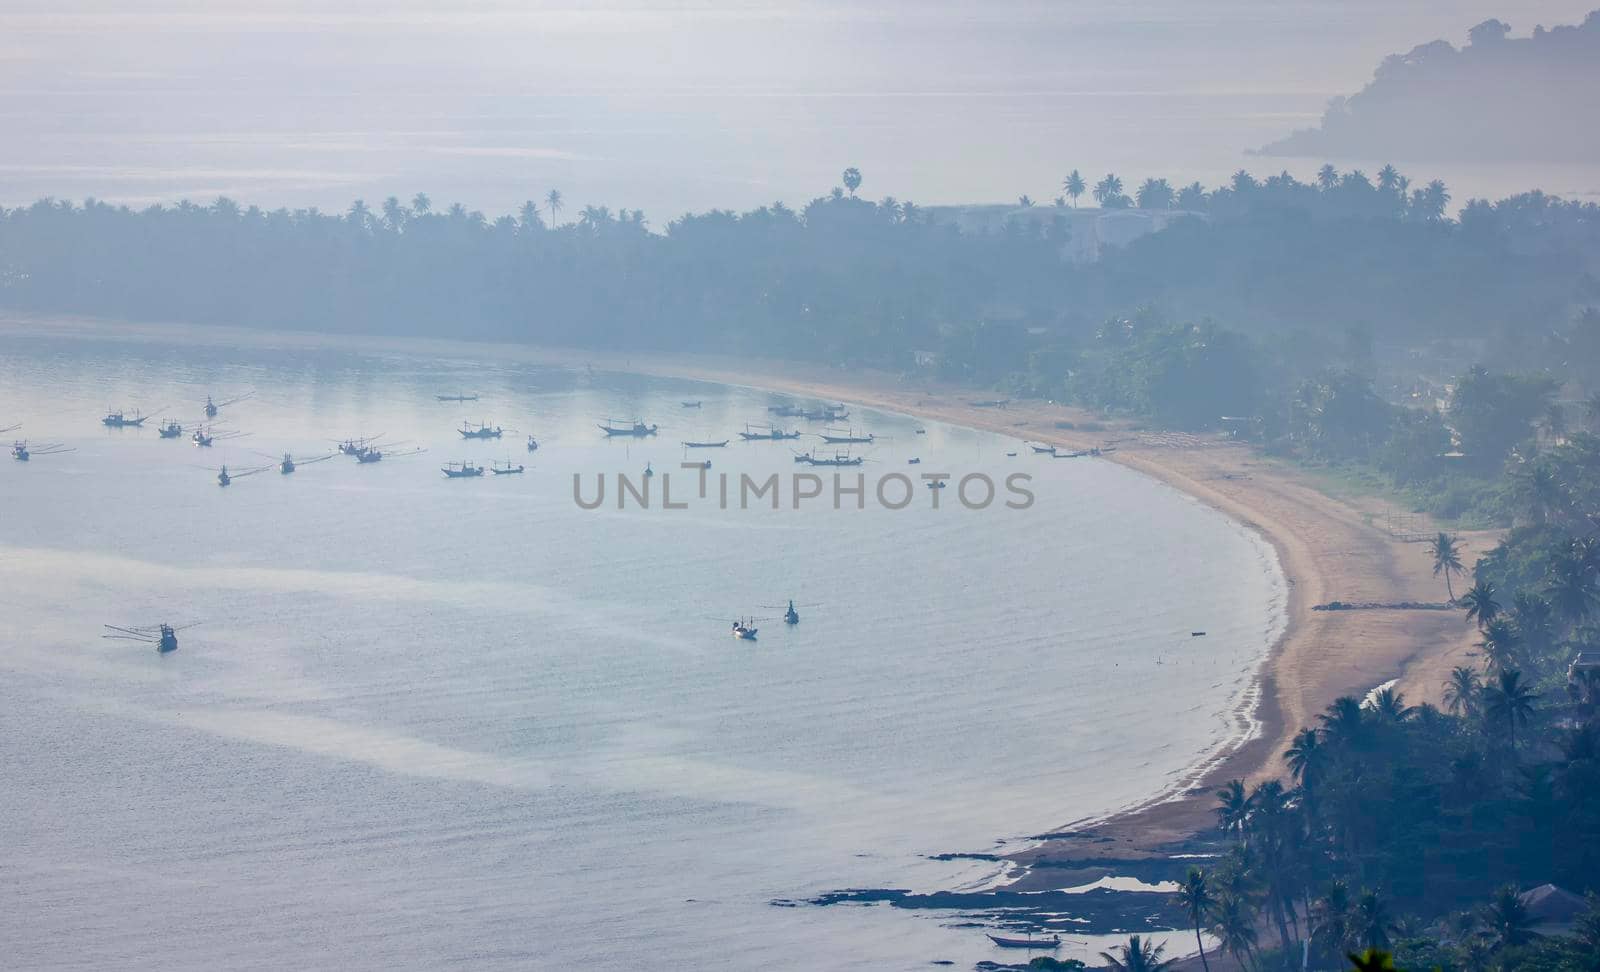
[0,322,1284,969]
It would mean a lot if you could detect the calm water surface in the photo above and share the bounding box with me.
[0,321,1284,970]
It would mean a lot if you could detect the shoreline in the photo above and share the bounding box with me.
[2,314,1496,886]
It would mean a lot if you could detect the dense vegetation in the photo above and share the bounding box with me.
[1160,444,1600,971]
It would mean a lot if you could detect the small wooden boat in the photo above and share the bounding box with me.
[987,933,1061,950]
[818,428,874,444]
[907,457,921,464]
[436,393,479,402]
[683,439,728,448]
[1030,443,1058,455]
[599,420,658,437]
[492,461,525,475]
[739,424,801,441]
[681,401,702,408]
[442,461,485,478]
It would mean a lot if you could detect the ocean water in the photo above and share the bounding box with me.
[0,321,1285,970]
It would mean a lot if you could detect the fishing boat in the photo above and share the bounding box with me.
[598,420,658,437]
[927,479,947,489]
[442,460,485,478]
[907,457,921,464]
[203,392,254,418]
[799,451,864,467]
[767,404,803,417]
[681,400,702,408]
[104,621,198,654]
[527,435,540,452]
[969,398,1011,408]
[436,393,480,402]
[818,428,874,444]
[102,409,150,428]
[459,421,505,439]
[986,933,1061,950]
[491,461,525,475]
[12,440,73,462]
[211,462,271,487]
[259,450,335,475]
[730,619,758,640]
[1030,443,1058,455]
[738,424,801,441]
[800,406,849,422]
[157,420,184,439]
[682,439,728,448]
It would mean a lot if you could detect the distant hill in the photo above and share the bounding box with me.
[1257,10,1600,162]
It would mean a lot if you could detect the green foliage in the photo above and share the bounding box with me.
[1449,367,1557,470]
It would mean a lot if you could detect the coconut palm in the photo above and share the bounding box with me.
[1285,727,1327,793]
[1355,889,1394,951]
[1444,666,1482,717]
[1480,884,1536,950]
[1546,543,1600,624]
[1016,195,1033,208]
[1136,178,1174,210]
[517,200,542,232]
[1211,894,1260,971]
[1477,620,1522,676]
[1513,462,1565,525]
[1099,934,1174,972]
[1377,164,1400,194]
[1319,696,1369,751]
[1510,592,1557,660]
[1371,687,1415,725]
[380,195,406,231]
[544,189,564,226]
[1462,582,1501,629]
[1313,881,1353,959]
[1171,867,1214,972]
[410,191,431,215]
[1316,164,1339,191]
[1431,533,1465,601]
[841,167,862,195]
[1063,170,1086,207]
[1484,670,1538,749]
[1215,779,1250,841]
[1175,182,1207,210]
[1092,173,1124,206]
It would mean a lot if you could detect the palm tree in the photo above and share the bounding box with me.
[381,196,406,232]
[1092,173,1124,207]
[1172,867,1214,972]
[1377,164,1399,195]
[1138,178,1174,210]
[841,167,862,195]
[1211,894,1260,971]
[1175,182,1207,210]
[1444,666,1482,717]
[1371,687,1415,724]
[1063,170,1086,207]
[1431,533,1465,601]
[1355,889,1394,952]
[1484,670,1538,749]
[1545,543,1599,624]
[1510,593,1556,660]
[899,200,920,223]
[1285,726,1327,793]
[346,198,372,232]
[1319,696,1368,751]
[517,200,542,232]
[1016,195,1034,208]
[1480,884,1535,950]
[1462,582,1501,629]
[544,189,564,226]
[1215,779,1250,840]
[1477,619,1521,676]
[410,192,431,215]
[1313,881,1353,960]
[1316,164,1339,191]
[1513,462,1565,525]
[1099,934,1173,972]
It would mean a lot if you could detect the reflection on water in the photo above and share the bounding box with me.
[0,322,1284,970]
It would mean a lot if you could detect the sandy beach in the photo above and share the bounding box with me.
[3,315,1499,884]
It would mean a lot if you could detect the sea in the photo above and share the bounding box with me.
[0,319,1286,970]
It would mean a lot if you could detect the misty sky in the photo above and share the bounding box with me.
[4,1,1598,217]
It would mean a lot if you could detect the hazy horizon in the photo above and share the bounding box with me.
[5,1,1600,218]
